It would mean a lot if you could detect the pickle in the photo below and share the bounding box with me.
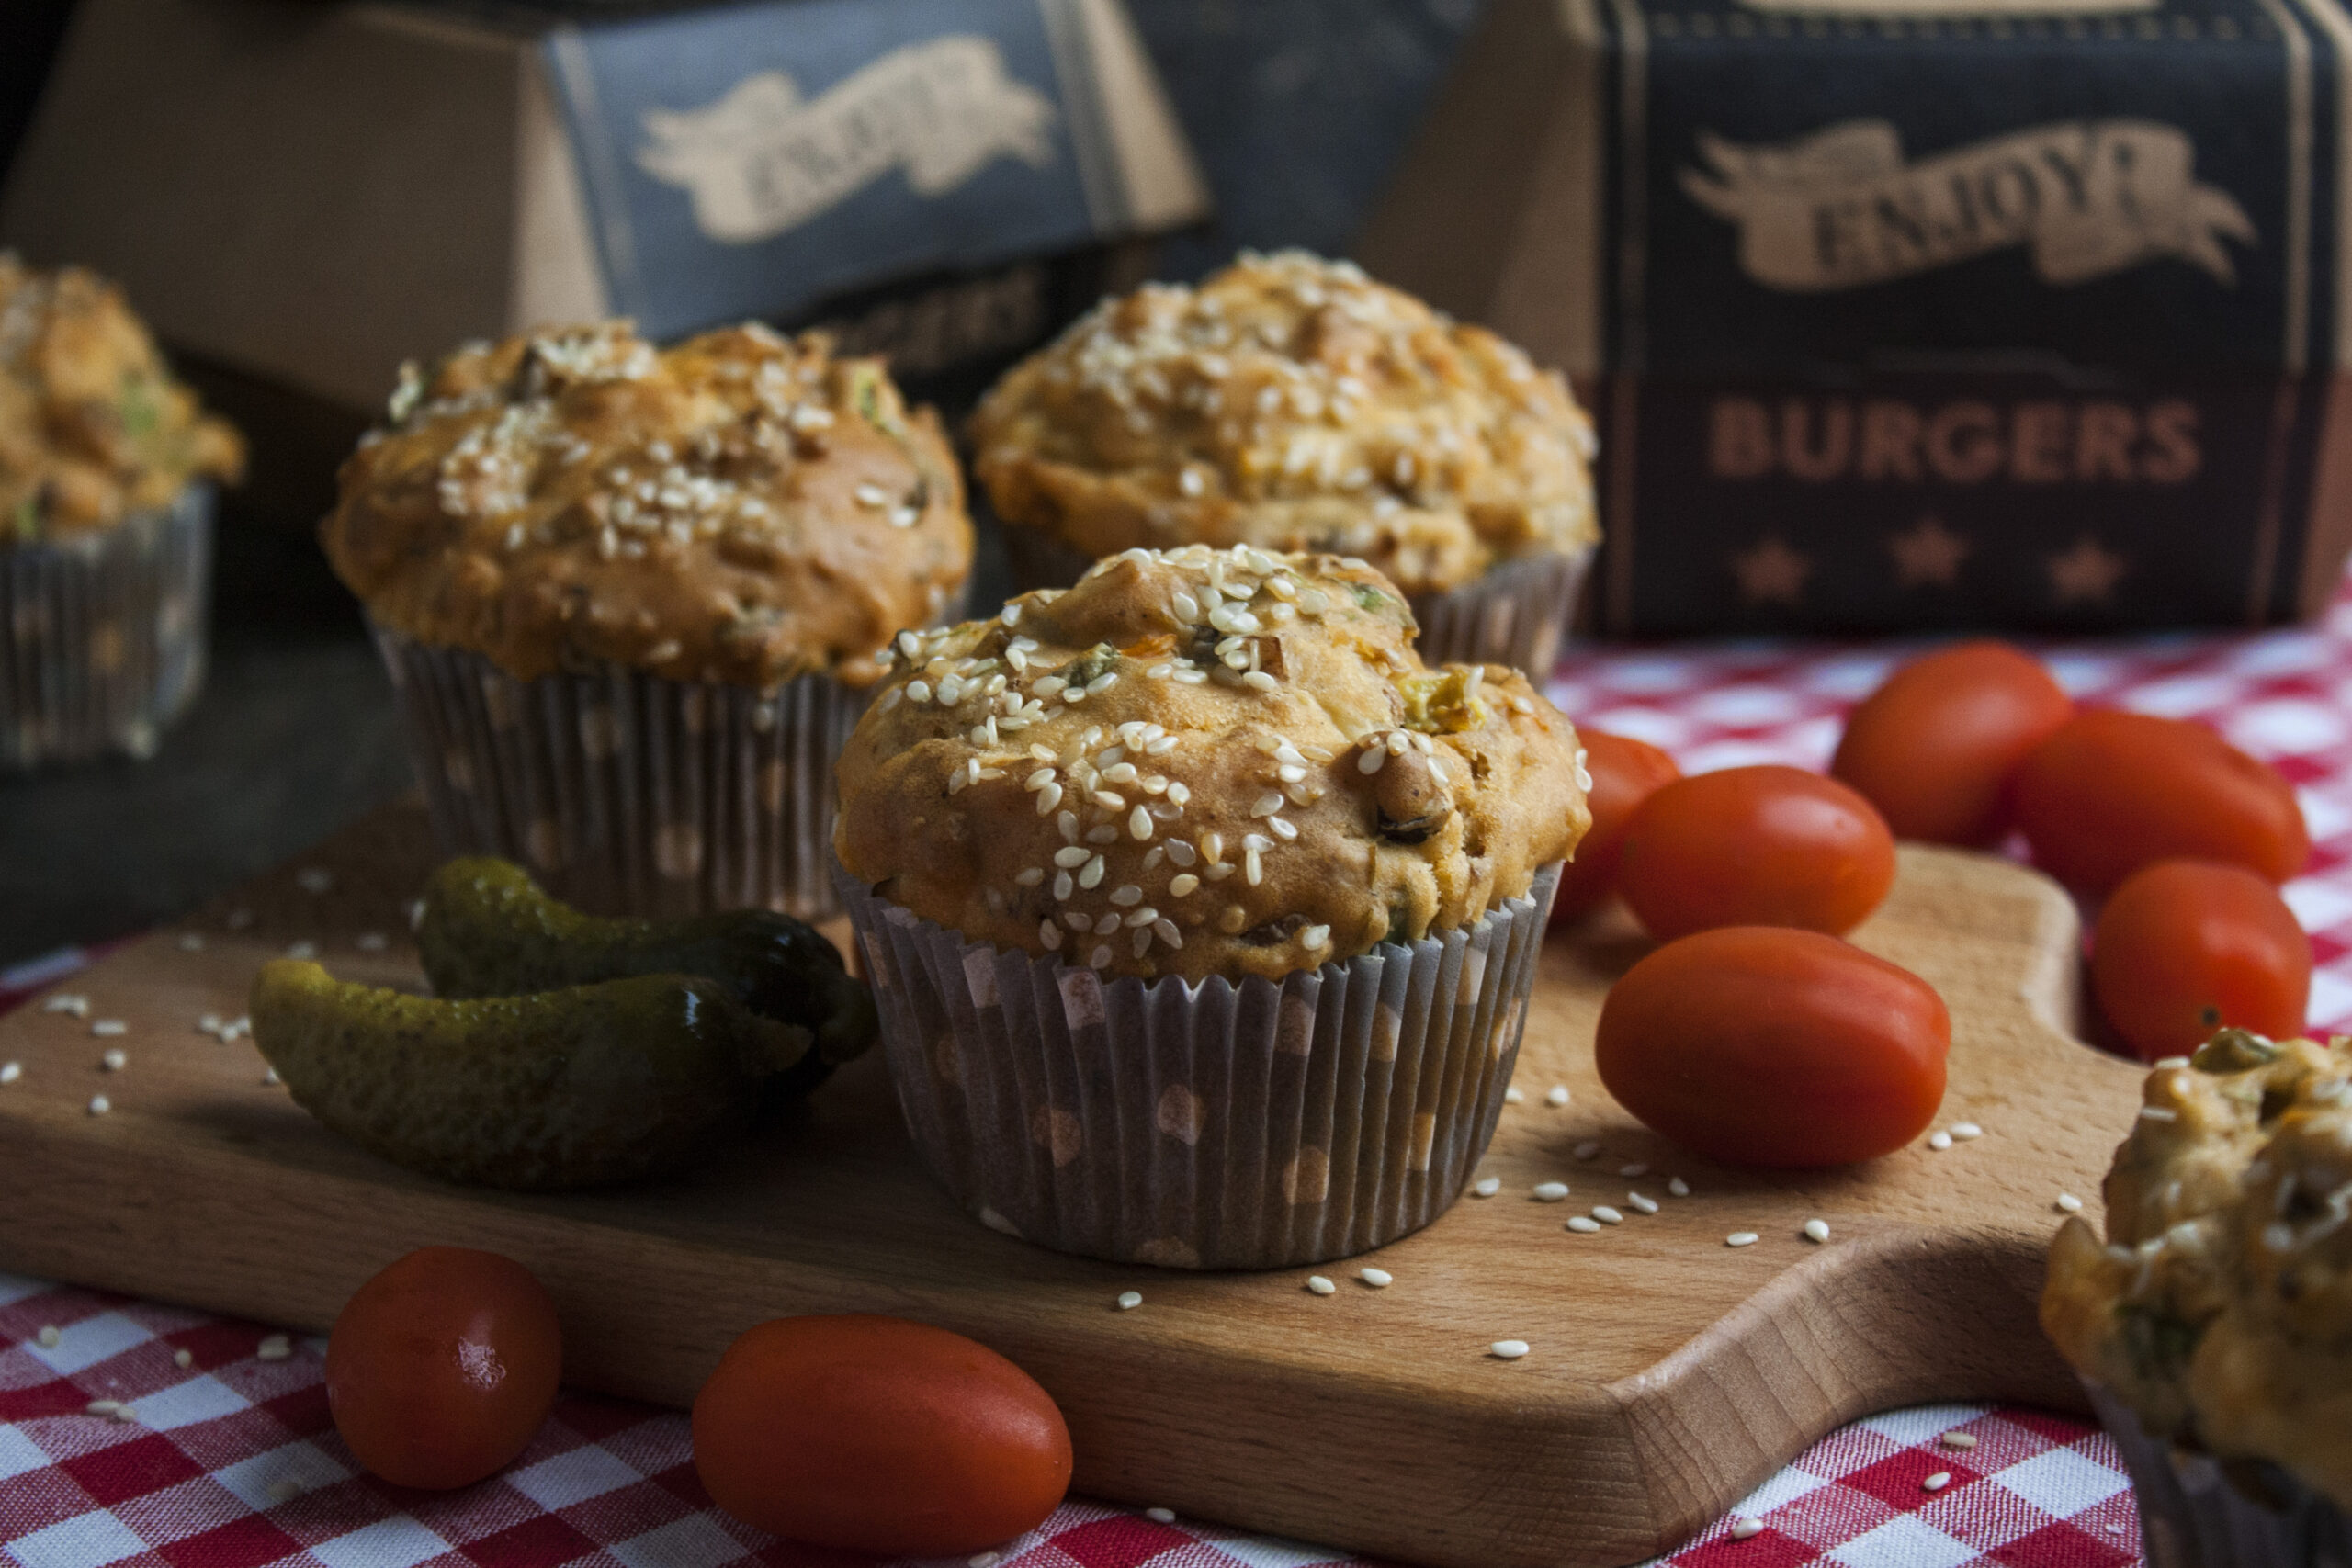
[415,857,876,1077]
[252,960,808,1190]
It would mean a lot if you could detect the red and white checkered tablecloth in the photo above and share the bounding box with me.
[7,580,2352,1568]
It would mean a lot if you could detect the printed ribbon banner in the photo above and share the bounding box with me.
[636,36,1057,243]
[1681,118,2257,290]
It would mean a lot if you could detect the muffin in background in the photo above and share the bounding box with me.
[0,253,243,767]
[968,250,1599,673]
[834,543,1587,1268]
[322,319,971,919]
[2042,1029,2352,1564]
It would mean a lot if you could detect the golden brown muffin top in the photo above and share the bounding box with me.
[967,250,1598,598]
[0,254,243,546]
[321,320,971,687]
[834,544,1589,983]
[2041,1030,2352,1507]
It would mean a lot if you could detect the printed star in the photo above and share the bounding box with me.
[1889,515,1970,588]
[1732,536,1811,605]
[2048,536,2127,605]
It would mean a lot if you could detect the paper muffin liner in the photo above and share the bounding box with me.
[2086,1382,2352,1567]
[836,862,1561,1269]
[999,524,1589,678]
[1407,547,1592,676]
[374,627,867,920]
[0,483,211,771]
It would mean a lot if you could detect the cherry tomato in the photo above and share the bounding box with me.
[2091,860,2312,1062]
[2013,710,2309,893]
[324,1247,562,1490]
[693,1314,1071,1556]
[1830,640,2071,846]
[1616,765,1896,941]
[1595,926,1950,1167]
[1551,730,1682,923]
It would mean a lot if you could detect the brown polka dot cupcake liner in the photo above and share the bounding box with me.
[1,483,211,770]
[2086,1382,2352,1566]
[999,525,1588,678]
[1405,547,1591,677]
[374,627,865,920]
[836,863,1560,1269]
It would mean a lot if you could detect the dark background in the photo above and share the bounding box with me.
[0,0,1490,964]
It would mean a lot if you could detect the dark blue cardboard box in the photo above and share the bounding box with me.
[1362,0,2352,635]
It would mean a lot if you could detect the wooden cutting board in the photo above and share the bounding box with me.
[0,802,2142,1568]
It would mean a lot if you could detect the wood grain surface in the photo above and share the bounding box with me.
[0,803,2143,1568]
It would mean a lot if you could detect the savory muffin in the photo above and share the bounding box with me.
[325,319,973,918]
[322,319,968,689]
[834,543,1588,983]
[0,254,240,768]
[968,250,1596,615]
[2044,1029,2352,1522]
[0,253,243,545]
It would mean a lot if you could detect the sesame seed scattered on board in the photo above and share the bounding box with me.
[1922,1472,1951,1493]
[286,942,317,961]
[1359,1268,1393,1288]
[256,1334,293,1361]
[85,1399,120,1416]
[1726,1232,1759,1247]
[1533,1182,1570,1202]
[355,932,389,953]
[262,1069,282,1087]
[174,1348,193,1370]
[1544,1085,1570,1107]
[1306,1275,1336,1295]
[1950,1122,1983,1140]
[1668,1177,1691,1197]
[0,1064,20,1085]
[36,1326,59,1348]
[1627,1193,1659,1214]
[1145,1508,1177,1525]
[1566,1216,1601,1233]
[1574,1141,1601,1161]
[1472,1178,1501,1197]
[2153,1055,2190,1069]
[1592,1205,1623,1224]
[296,868,334,894]
[1618,1163,1648,1177]
[1928,1131,1954,1150]
[1115,1292,1143,1311]
[100,1049,126,1072]
[1504,1088,1525,1104]
[1730,1517,1764,1540]
[1804,1219,1830,1244]
[1940,1431,1977,1450]
[1488,1340,1531,1359]
[177,934,204,952]
[266,1479,304,1504]
[87,1096,109,1116]
[43,995,88,1017]
[969,1553,1004,1568]
[91,1020,127,1038]
[2056,1193,2085,1213]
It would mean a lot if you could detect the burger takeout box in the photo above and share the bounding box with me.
[1361,0,2352,636]
[0,0,1206,426]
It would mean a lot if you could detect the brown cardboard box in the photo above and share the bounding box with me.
[2,0,1206,414]
[1361,0,2352,634]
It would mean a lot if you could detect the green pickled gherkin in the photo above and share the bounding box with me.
[415,857,876,1078]
[252,960,808,1190]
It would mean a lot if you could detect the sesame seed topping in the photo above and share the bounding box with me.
[1566,1216,1602,1233]
[1803,1219,1830,1244]
[1300,924,1331,951]
[1130,806,1155,840]
[1488,1340,1531,1359]
[2139,1107,2177,1122]
[1573,1141,1600,1160]
[1533,1182,1570,1202]
[1726,1231,1759,1247]
[1472,1177,1500,1197]
[1359,1268,1393,1288]
[1080,855,1107,889]
[1618,1163,1648,1177]
[854,483,888,507]
[2056,1193,2085,1213]
[1544,1085,1570,1107]
[1241,671,1279,693]
[1170,874,1200,897]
